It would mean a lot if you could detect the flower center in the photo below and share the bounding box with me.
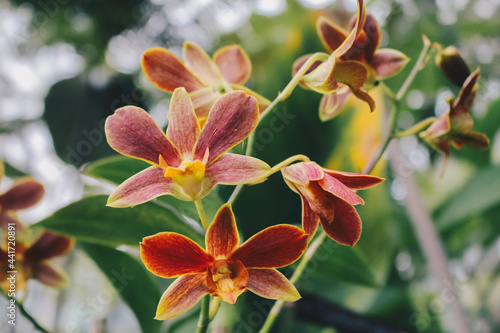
[206,259,248,304]
[159,156,206,200]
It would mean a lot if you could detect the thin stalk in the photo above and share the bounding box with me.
[394,117,437,138]
[259,231,327,333]
[209,297,221,321]
[259,36,434,333]
[196,295,211,333]
[194,199,209,230]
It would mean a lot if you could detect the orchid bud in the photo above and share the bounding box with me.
[436,46,470,87]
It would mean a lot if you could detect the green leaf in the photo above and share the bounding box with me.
[436,166,500,229]
[306,241,378,288]
[34,195,204,246]
[80,242,161,333]
[83,155,150,185]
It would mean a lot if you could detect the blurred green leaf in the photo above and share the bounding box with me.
[80,242,161,333]
[2,161,27,178]
[306,242,378,288]
[34,195,204,246]
[436,166,500,229]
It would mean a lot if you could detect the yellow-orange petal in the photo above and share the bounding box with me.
[155,274,209,320]
[142,47,206,93]
[247,269,301,302]
[206,204,240,259]
[230,225,307,269]
[141,232,214,278]
[213,45,252,85]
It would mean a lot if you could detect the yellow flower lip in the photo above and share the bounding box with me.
[160,156,206,200]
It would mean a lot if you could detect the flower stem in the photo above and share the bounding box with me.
[196,295,211,333]
[393,117,437,138]
[195,199,209,230]
[0,289,49,333]
[209,297,221,321]
[259,231,327,333]
[259,36,434,333]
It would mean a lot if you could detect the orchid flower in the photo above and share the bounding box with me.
[105,88,271,206]
[140,203,308,320]
[281,162,384,246]
[142,42,270,125]
[419,69,489,173]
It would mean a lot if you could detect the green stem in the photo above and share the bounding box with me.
[259,36,435,333]
[196,295,211,333]
[209,297,221,321]
[194,199,209,230]
[259,231,327,333]
[0,289,49,333]
[394,117,437,138]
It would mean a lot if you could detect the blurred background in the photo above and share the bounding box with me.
[0,0,499,332]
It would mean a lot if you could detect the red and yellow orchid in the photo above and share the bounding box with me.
[281,162,384,246]
[0,161,44,225]
[140,204,307,320]
[105,88,271,206]
[419,69,489,173]
[142,42,270,124]
[293,0,408,121]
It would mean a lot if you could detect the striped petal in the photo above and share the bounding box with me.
[166,88,200,158]
[155,274,209,320]
[142,47,206,93]
[183,42,223,86]
[320,196,362,246]
[194,91,259,164]
[301,194,320,241]
[452,69,479,117]
[335,0,366,58]
[231,84,271,114]
[316,16,348,54]
[213,45,252,85]
[281,162,324,187]
[189,87,221,121]
[24,231,74,262]
[318,173,365,206]
[324,170,385,190]
[247,269,301,302]
[319,89,350,122]
[302,54,339,94]
[0,177,44,211]
[107,167,190,207]
[32,263,68,288]
[206,204,240,259]
[205,153,271,187]
[360,14,381,61]
[105,106,182,166]
[141,232,213,278]
[372,48,410,79]
[230,225,307,269]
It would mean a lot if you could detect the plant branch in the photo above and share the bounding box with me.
[196,295,211,333]
[194,199,209,230]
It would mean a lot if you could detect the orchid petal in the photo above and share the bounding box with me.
[194,91,258,164]
[324,170,385,190]
[24,231,74,262]
[142,47,206,93]
[189,88,221,121]
[372,49,410,79]
[318,173,365,206]
[105,106,182,166]
[335,0,366,58]
[0,178,44,211]
[206,204,240,259]
[230,225,307,269]
[213,45,252,85]
[316,16,348,54]
[292,54,323,90]
[350,87,376,112]
[302,54,339,94]
[206,260,248,304]
[298,182,336,224]
[230,84,271,114]
[183,42,223,86]
[205,153,271,187]
[453,132,490,149]
[32,263,68,288]
[300,194,320,241]
[281,162,324,187]
[360,14,381,60]
[319,88,350,122]
[155,274,209,320]
[141,232,213,278]
[452,69,479,117]
[247,269,301,302]
[320,196,362,246]
[107,167,189,207]
[167,88,201,158]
